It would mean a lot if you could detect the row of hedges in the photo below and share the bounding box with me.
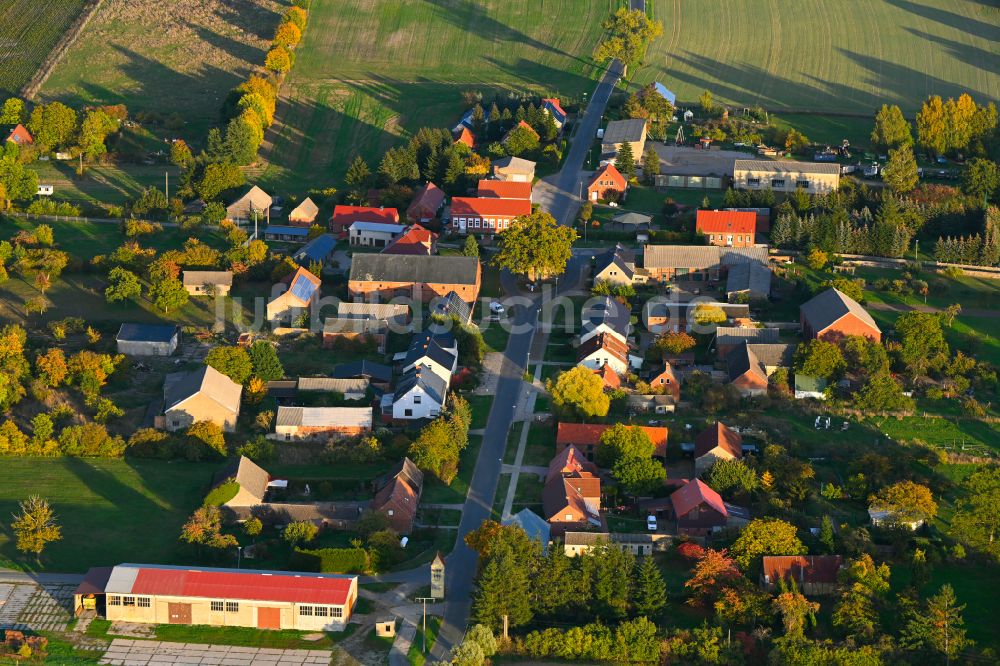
[289,546,370,574]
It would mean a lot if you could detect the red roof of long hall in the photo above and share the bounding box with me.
[451,196,532,218]
[556,423,668,456]
[331,206,400,226]
[696,210,757,235]
[477,180,532,200]
[129,566,354,605]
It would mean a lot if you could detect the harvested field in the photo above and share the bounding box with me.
[0,0,87,96]
[39,0,284,139]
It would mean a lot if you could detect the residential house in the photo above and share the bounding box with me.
[454,126,475,149]
[272,407,372,441]
[626,394,676,414]
[383,224,437,256]
[226,186,272,225]
[75,563,357,631]
[647,363,681,402]
[477,179,532,200]
[541,98,567,128]
[670,479,729,536]
[213,455,270,509]
[642,301,750,334]
[161,365,242,432]
[264,225,310,243]
[760,556,843,595]
[182,271,233,297]
[492,156,536,182]
[338,302,410,329]
[794,374,828,400]
[372,457,424,534]
[724,207,772,232]
[593,244,637,286]
[651,82,677,107]
[267,266,321,324]
[542,445,602,536]
[349,221,407,248]
[577,332,630,376]
[322,317,388,352]
[733,159,841,194]
[331,361,393,391]
[641,245,769,283]
[556,423,669,460]
[287,197,319,226]
[116,323,179,356]
[696,210,758,247]
[406,183,446,224]
[297,377,370,400]
[389,367,448,420]
[593,365,621,390]
[601,119,647,160]
[868,507,924,531]
[330,206,400,237]
[694,421,743,475]
[450,196,531,235]
[503,508,551,553]
[800,288,882,342]
[586,163,627,202]
[580,296,631,346]
[727,343,795,397]
[403,331,458,384]
[2,124,32,145]
[564,532,672,557]
[293,234,336,267]
[502,120,539,147]
[349,254,481,305]
[716,327,779,359]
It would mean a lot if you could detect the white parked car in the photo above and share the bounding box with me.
[489,301,505,315]
[647,515,657,531]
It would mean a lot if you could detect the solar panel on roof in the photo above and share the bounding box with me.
[290,274,318,301]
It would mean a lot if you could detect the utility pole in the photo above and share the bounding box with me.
[502,614,509,642]
[415,597,435,653]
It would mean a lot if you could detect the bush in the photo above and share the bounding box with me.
[289,547,370,573]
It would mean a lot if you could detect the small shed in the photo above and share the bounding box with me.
[116,323,179,356]
[375,617,397,638]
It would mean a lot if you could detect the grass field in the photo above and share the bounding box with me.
[636,0,999,113]
[27,163,180,206]
[0,0,86,96]
[0,458,215,572]
[38,0,283,140]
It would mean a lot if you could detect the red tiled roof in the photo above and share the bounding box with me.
[3,124,32,144]
[382,224,437,256]
[331,206,400,228]
[594,365,621,389]
[670,478,727,518]
[587,163,626,190]
[694,421,743,459]
[556,423,669,457]
[407,182,445,216]
[696,210,757,235]
[455,126,475,148]
[577,332,629,365]
[504,120,539,143]
[451,196,532,218]
[477,180,532,200]
[130,567,353,605]
[762,556,843,585]
[547,444,598,481]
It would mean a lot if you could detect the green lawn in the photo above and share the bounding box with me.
[634,0,999,114]
[0,458,216,572]
[523,422,556,466]
[25,163,181,207]
[0,0,87,96]
[149,624,348,650]
[504,422,525,465]
[408,616,441,666]
[866,415,1000,455]
[421,435,483,504]
[465,395,493,429]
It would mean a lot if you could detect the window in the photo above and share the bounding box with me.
[137,597,151,608]
[796,180,810,189]
[123,596,136,607]
[299,606,313,616]
[404,409,412,417]
[211,601,224,612]
[387,509,394,516]
[314,606,329,617]
[771,178,785,188]
[331,607,343,618]
[565,513,573,520]
[226,601,239,613]
[108,596,121,606]
[747,177,760,186]
[413,395,421,404]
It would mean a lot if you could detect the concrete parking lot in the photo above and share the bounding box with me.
[99,639,333,665]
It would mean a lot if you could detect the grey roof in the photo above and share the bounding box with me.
[563,532,611,546]
[350,221,407,234]
[595,244,635,281]
[717,327,779,347]
[164,365,242,413]
[323,317,387,336]
[726,261,772,296]
[227,185,273,215]
[612,211,653,226]
[294,234,336,265]
[404,335,457,371]
[733,159,842,176]
[331,360,392,383]
[492,156,536,172]
[275,406,372,428]
[503,508,551,551]
[297,377,370,394]
[746,343,796,367]
[727,343,767,382]
[338,302,410,321]
[582,296,631,339]
[350,254,479,288]
[182,271,233,287]
[643,301,750,321]
[394,367,447,405]
[602,119,647,144]
[116,323,178,343]
[800,288,880,335]
[642,245,768,270]
[215,456,269,503]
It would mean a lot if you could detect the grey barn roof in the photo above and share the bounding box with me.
[350,254,479,287]
[726,261,772,296]
[642,245,768,270]
[727,343,766,382]
[733,159,842,176]
[800,288,880,334]
[297,377,370,394]
[214,455,270,503]
[331,360,392,383]
[503,508,551,551]
[746,343,796,367]
[492,156,536,172]
[116,323,178,343]
[182,271,233,287]
[602,119,646,144]
[716,327,779,347]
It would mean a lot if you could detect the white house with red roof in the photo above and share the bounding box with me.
[696,210,758,247]
[329,206,400,237]
[75,563,357,631]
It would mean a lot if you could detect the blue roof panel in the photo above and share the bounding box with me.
[290,273,319,301]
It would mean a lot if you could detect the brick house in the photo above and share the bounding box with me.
[406,183,446,224]
[330,206,400,237]
[800,288,882,342]
[642,301,750,334]
[760,556,843,595]
[586,163,627,202]
[383,224,437,256]
[727,343,769,397]
[670,479,729,536]
[349,254,480,304]
[647,363,681,402]
[2,124,32,145]
[543,445,602,536]
[372,457,424,534]
[642,245,769,283]
[694,421,743,475]
[322,317,388,352]
[450,196,531,235]
[271,407,372,441]
[696,210,757,247]
[556,423,669,461]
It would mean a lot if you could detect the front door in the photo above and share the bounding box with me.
[167,603,191,624]
[258,606,281,630]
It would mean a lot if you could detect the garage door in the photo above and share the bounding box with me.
[257,606,281,630]
[167,603,191,624]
